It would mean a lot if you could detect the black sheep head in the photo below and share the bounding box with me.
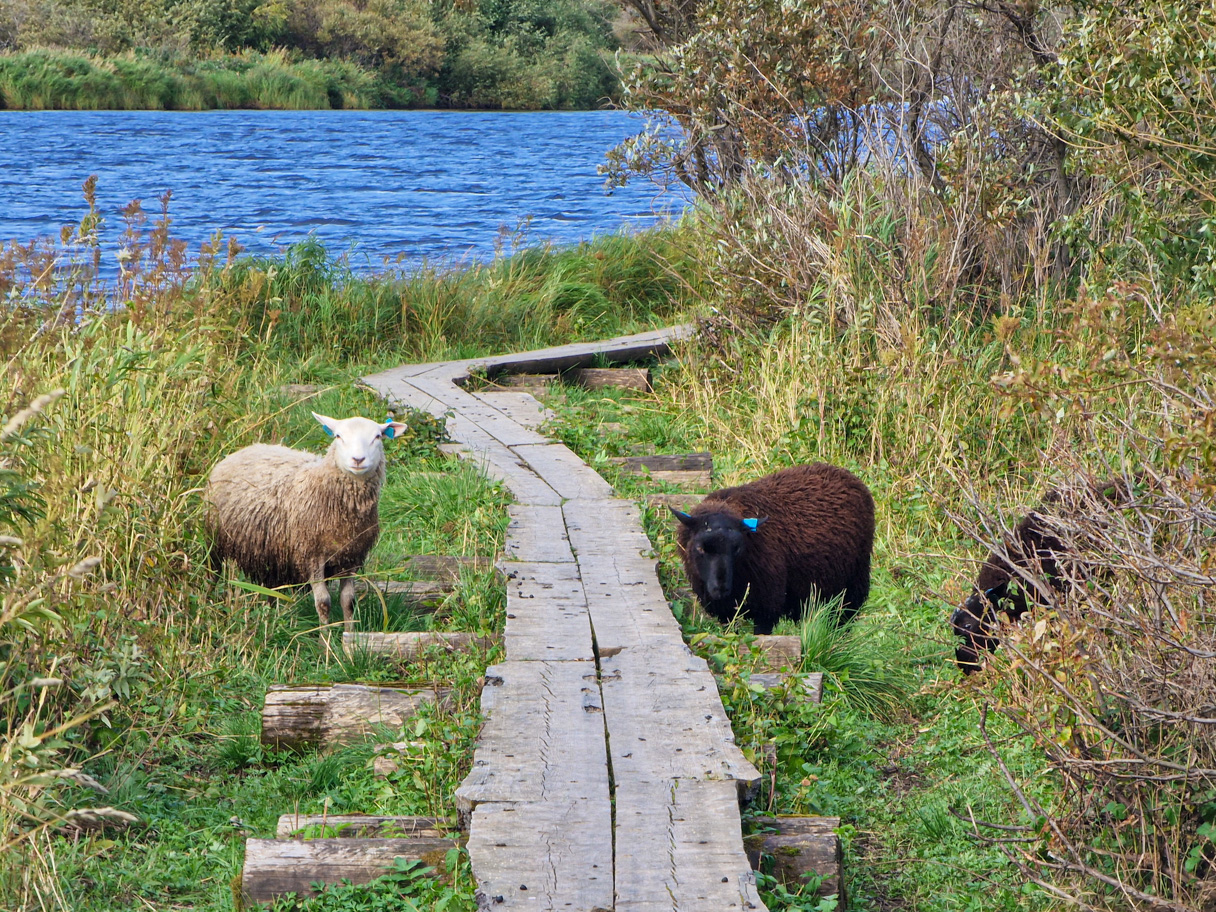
[951,590,1003,674]
[672,509,767,604]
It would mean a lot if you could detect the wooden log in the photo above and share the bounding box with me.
[353,579,451,608]
[754,635,803,670]
[610,452,713,488]
[610,452,713,473]
[261,684,443,752]
[646,492,703,513]
[745,817,843,900]
[486,373,557,391]
[343,632,492,661]
[385,555,493,583]
[472,324,694,377]
[276,814,450,839]
[564,366,652,392]
[720,672,823,703]
[241,836,460,905]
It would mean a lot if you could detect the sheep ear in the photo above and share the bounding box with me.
[742,517,767,531]
[382,420,408,440]
[670,508,697,527]
[312,412,338,437]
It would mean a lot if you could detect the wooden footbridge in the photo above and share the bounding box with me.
[241,327,839,910]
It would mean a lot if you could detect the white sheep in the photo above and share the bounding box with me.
[204,412,407,635]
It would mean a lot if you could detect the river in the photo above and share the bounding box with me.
[0,109,686,272]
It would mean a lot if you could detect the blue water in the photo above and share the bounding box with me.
[0,110,685,271]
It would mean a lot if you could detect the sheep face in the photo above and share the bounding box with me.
[672,510,767,604]
[951,594,1001,674]
[312,413,406,478]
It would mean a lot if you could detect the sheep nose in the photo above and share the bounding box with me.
[352,456,365,466]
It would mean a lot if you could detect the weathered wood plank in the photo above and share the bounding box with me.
[565,366,653,392]
[456,660,608,811]
[474,324,694,377]
[261,684,443,751]
[241,837,459,905]
[614,778,764,912]
[463,798,614,912]
[610,453,713,473]
[745,817,843,900]
[600,643,761,789]
[455,660,613,910]
[754,635,803,669]
[343,632,491,661]
[276,815,450,839]
[501,561,593,661]
[444,430,562,506]
[511,443,617,501]
[505,504,574,562]
[409,376,550,448]
[353,579,451,607]
[472,390,555,429]
[484,373,557,391]
[384,555,493,583]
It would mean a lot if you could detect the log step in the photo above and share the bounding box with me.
[754,635,803,670]
[610,452,713,488]
[241,836,461,905]
[343,631,492,661]
[394,554,492,581]
[487,373,557,392]
[564,366,652,391]
[276,814,450,839]
[354,579,452,607]
[729,671,823,703]
[745,816,843,901]
[261,683,446,751]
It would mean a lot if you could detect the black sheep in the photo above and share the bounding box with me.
[672,463,875,634]
[952,477,1130,673]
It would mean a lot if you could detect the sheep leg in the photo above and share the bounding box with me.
[339,577,357,633]
[310,576,333,632]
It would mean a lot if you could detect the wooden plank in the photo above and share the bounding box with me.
[472,390,555,429]
[610,453,713,473]
[353,579,451,608]
[455,661,612,910]
[565,366,653,391]
[463,798,614,912]
[276,815,450,839]
[600,643,761,789]
[614,778,765,912]
[512,443,616,500]
[505,504,574,562]
[241,837,459,905]
[261,684,443,751]
[456,661,608,810]
[457,436,563,506]
[384,555,493,583]
[475,324,694,377]
[484,373,557,391]
[754,635,803,670]
[745,817,843,900]
[343,632,491,661]
[409,376,549,448]
[501,561,594,661]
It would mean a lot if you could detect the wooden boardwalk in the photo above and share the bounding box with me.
[363,327,767,912]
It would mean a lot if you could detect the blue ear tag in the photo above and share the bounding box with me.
[383,425,395,439]
[742,518,760,531]
[321,425,334,437]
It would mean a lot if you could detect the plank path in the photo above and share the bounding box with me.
[363,327,766,912]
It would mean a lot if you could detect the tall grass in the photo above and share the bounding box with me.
[0,49,386,110]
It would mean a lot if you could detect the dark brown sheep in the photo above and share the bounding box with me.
[952,477,1130,673]
[672,463,875,634]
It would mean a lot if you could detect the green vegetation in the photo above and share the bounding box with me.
[3,0,1215,908]
[0,0,622,109]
